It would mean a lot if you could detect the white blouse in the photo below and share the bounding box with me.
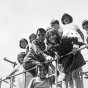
[63,23,83,43]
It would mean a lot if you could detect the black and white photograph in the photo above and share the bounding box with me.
[0,0,88,88]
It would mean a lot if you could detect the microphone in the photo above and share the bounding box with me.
[4,57,17,66]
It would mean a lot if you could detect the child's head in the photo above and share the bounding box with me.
[19,38,28,49]
[29,33,36,43]
[50,19,60,30]
[82,20,88,31]
[61,13,73,25]
[17,52,26,64]
[36,28,46,42]
[46,30,61,44]
[36,63,49,79]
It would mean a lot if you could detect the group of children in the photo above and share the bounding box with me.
[6,13,88,88]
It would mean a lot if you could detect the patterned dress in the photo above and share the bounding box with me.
[46,37,86,73]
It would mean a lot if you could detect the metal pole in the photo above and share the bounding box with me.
[0,66,36,82]
[55,59,58,88]
[10,63,16,88]
[0,77,2,88]
[1,44,88,84]
[10,78,13,88]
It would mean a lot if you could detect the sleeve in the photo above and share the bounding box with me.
[27,78,34,88]
[75,24,79,30]
[23,52,31,62]
[23,53,35,70]
[32,40,41,52]
[45,44,56,57]
[59,26,63,32]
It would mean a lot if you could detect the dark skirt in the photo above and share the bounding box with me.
[59,52,86,73]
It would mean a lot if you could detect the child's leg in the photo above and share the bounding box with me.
[58,64,69,88]
[62,73,69,88]
[68,73,74,88]
[72,69,79,88]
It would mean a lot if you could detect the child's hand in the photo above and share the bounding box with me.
[55,52,60,60]
[71,48,77,55]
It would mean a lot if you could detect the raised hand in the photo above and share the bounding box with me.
[71,48,77,55]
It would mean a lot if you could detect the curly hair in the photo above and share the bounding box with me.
[46,30,61,45]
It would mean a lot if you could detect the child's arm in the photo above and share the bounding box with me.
[49,70,59,84]
[77,29,84,42]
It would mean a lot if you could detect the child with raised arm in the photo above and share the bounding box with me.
[27,63,58,88]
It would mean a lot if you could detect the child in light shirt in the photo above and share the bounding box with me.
[27,63,59,88]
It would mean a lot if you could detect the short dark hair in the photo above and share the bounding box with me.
[36,63,49,73]
[50,19,59,27]
[17,52,26,64]
[61,13,73,24]
[19,38,28,49]
[82,20,88,28]
[36,28,46,35]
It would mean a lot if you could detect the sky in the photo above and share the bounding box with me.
[0,0,88,88]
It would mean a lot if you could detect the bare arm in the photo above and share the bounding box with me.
[77,29,84,42]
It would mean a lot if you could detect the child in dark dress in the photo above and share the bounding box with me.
[46,30,86,88]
